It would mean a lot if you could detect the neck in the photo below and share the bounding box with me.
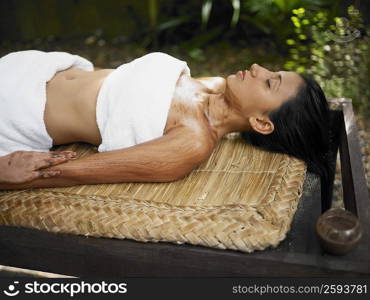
[203,92,250,140]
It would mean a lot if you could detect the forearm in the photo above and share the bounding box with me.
[0,153,181,190]
[58,149,184,184]
[0,132,211,190]
[0,152,180,190]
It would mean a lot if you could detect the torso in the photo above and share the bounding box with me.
[45,67,226,147]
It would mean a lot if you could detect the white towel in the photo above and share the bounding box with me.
[96,52,190,152]
[0,50,94,156]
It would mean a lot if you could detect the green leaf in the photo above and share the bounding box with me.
[230,0,240,27]
[183,26,223,49]
[147,0,158,28]
[157,16,190,32]
[274,0,301,13]
[201,0,213,29]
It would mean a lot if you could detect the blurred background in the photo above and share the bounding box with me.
[0,0,369,277]
[0,0,367,100]
[0,0,369,114]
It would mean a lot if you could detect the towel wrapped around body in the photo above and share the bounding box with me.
[0,51,190,156]
[96,52,190,152]
[0,50,94,156]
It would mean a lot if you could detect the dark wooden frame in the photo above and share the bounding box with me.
[0,98,369,277]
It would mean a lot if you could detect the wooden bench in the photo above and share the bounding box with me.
[0,98,368,277]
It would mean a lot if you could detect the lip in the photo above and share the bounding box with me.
[237,70,246,80]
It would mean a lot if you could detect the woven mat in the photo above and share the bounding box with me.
[0,135,306,253]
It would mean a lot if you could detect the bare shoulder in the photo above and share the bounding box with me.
[164,123,216,160]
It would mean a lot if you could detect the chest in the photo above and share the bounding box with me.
[164,75,219,134]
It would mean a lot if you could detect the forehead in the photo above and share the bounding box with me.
[279,71,303,100]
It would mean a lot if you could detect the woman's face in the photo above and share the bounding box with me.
[225,64,303,123]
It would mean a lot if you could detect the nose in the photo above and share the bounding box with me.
[250,63,272,78]
[250,63,259,77]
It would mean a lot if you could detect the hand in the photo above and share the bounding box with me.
[0,150,77,184]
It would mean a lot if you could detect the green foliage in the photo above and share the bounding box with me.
[240,0,336,45]
[201,0,213,29]
[200,0,333,43]
[201,0,240,29]
[230,0,241,27]
[139,0,340,56]
[284,6,370,116]
[147,0,158,28]
[136,0,341,53]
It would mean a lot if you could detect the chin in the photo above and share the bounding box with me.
[225,74,236,87]
[226,74,236,80]
[225,74,238,90]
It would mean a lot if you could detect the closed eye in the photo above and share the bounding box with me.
[266,79,271,89]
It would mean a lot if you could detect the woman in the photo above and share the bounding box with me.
[0,50,331,202]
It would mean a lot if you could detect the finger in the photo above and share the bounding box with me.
[37,169,62,179]
[27,151,75,167]
[49,155,78,166]
[33,151,77,169]
[25,169,60,182]
[33,156,71,170]
[51,151,77,159]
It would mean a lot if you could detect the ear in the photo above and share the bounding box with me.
[248,115,274,135]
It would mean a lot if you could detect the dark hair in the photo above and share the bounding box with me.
[241,75,333,206]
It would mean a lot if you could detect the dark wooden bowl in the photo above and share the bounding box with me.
[316,208,362,255]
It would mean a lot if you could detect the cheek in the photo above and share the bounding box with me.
[229,75,247,95]
[245,90,272,113]
[226,76,253,109]
[257,96,282,113]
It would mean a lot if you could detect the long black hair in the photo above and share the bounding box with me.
[241,75,333,207]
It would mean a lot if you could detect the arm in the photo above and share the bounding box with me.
[0,127,214,190]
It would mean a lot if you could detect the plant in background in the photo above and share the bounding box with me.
[201,0,241,29]
[239,0,337,47]
[284,6,370,116]
[200,0,337,45]
[142,0,338,58]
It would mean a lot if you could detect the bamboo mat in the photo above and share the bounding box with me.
[0,135,306,253]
